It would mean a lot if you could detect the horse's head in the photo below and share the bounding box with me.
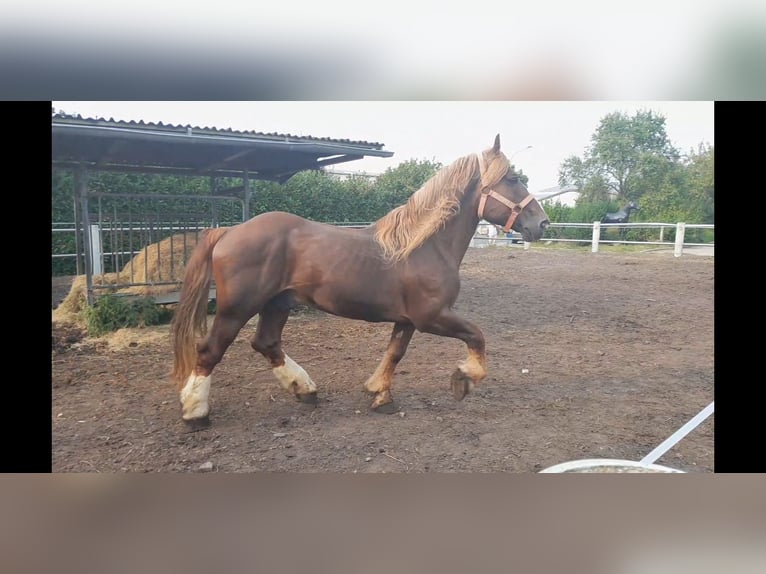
[627,201,640,212]
[476,135,549,242]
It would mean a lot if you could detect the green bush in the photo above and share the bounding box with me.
[83,294,174,336]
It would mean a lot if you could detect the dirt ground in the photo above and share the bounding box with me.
[51,247,714,473]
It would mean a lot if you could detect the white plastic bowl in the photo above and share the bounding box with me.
[539,458,685,473]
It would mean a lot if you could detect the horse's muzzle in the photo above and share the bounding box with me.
[523,219,549,242]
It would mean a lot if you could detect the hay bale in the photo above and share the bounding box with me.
[52,272,122,326]
[51,232,204,324]
[117,232,201,295]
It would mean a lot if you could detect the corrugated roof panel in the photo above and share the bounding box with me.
[52,111,393,182]
[52,112,386,149]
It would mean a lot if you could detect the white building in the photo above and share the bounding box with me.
[533,184,580,207]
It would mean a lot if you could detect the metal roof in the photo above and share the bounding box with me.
[51,113,394,182]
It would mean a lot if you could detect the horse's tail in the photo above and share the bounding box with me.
[171,227,229,389]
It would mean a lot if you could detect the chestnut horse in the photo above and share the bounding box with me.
[171,135,549,429]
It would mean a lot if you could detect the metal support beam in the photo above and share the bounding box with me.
[315,154,363,168]
[75,165,94,305]
[210,176,219,227]
[72,170,83,275]
[243,170,250,221]
[200,148,258,172]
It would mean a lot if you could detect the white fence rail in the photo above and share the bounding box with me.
[472,221,714,257]
[53,220,714,273]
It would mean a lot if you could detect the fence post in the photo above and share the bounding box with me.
[674,222,686,257]
[89,224,103,275]
[592,221,601,253]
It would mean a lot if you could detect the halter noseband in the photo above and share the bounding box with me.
[476,153,535,233]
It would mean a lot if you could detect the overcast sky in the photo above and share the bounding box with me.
[54,101,714,192]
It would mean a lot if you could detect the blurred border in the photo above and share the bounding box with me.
[2,3,764,100]
[1,474,765,574]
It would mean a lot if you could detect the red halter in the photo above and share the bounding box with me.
[476,153,535,233]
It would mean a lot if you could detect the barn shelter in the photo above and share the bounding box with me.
[52,112,394,304]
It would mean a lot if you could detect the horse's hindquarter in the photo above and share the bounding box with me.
[210,213,301,303]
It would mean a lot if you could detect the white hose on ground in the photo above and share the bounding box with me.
[640,401,714,466]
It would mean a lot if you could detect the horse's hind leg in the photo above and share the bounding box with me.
[364,322,415,413]
[250,296,318,404]
[416,309,486,401]
[181,311,251,428]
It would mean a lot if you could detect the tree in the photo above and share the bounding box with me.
[684,143,714,223]
[510,165,529,187]
[638,143,713,225]
[559,109,680,205]
[373,158,442,213]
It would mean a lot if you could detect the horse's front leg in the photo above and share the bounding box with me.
[364,322,415,413]
[416,309,486,400]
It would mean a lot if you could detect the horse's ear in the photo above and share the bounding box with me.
[493,134,501,153]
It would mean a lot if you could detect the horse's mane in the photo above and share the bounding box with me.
[374,149,509,262]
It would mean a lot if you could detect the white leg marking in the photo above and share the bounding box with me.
[273,354,316,394]
[180,373,212,420]
[459,350,487,382]
[364,357,393,393]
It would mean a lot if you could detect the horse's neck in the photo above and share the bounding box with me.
[426,183,481,266]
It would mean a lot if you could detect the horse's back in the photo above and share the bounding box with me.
[211,211,376,274]
[215,211,326,250]
[229,211,371,239]
[208,211,409,321]
[243,211,312,232]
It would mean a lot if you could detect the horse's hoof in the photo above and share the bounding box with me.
[450,370,474,401]
[297,391,318,405]
[372,400,399,414]
[183,416,211,432]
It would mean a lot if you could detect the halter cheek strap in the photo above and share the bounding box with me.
[480,192,535,233]
[476,153,535,233]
